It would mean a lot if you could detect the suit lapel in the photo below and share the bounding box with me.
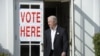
[48,29,51,44]
[54,26,59,43]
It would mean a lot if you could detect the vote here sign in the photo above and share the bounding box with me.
[19,2,43,41]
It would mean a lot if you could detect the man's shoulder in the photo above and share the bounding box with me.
[45,28,50,33]
[57,26,65,31]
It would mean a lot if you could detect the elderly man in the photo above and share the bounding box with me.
[44,15,68,56]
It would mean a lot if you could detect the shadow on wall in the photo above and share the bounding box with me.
[74,4,99,56]
[0,44,13,56]
[74,4,99,33]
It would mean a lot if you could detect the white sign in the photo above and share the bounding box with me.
[19,2,43,41]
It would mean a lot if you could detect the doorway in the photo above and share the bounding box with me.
[44,1,70,56]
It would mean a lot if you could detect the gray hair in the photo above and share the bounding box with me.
[48,15,57,23]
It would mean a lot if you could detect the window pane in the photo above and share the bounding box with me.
[31,45,40,56]
[21,45,29,56]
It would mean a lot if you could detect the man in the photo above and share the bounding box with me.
[44,15,68,56]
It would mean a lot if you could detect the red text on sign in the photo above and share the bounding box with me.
[20,26,41,37]
[21,11,40,23]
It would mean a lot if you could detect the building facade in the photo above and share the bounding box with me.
[0,0,100,56]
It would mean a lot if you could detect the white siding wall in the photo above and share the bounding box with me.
[74,0,100,56]
[0,0,7,49]
[0,0,14,56]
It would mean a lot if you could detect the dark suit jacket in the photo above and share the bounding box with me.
[44,26,68,56]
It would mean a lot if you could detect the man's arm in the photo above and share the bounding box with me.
[44,31,47,56]
[62,29,69,56]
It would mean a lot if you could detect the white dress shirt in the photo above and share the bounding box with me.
[51,26,57,50]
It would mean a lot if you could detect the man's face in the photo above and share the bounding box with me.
[48,18,56,29]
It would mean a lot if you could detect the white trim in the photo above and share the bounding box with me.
[70,0,75,56]
[6,0,9,49]
[29,42,31,56]
[20,43,40,45]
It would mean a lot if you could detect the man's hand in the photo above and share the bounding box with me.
[61,52,66,56]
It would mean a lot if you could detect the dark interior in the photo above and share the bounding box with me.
[21,45,40,56]
[44,1,70,56]
[21,45,29,56]
[44,2,70,36]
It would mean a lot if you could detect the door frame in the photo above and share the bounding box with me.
[70,0,75,56]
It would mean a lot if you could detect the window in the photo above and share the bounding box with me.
[20,41,40,56]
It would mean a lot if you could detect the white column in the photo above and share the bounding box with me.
[0,0,14,56]
[0,0,8,50]
[6,0,14,55]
